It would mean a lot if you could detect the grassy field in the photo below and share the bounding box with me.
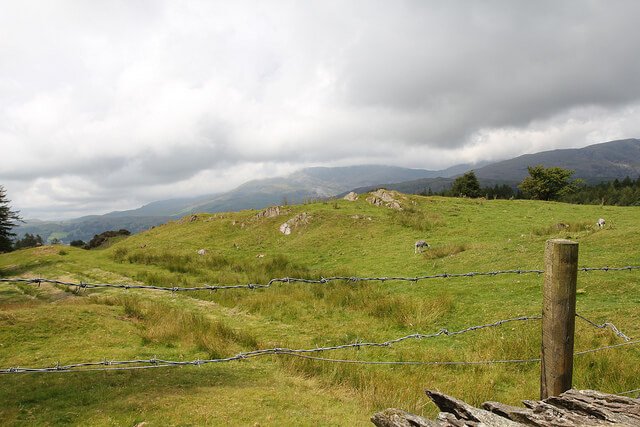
[1,193,639,425]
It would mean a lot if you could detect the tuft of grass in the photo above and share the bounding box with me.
[391,206,444,232]
[365,292,455,329]
[531,220,596,236]
[111,246,128,262]
[422,244,467,259]
[101,296,260,359]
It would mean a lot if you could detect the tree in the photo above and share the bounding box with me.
[14,233,44,250]
[450,171,481,198]
[0,185,23,252]
[518,165,584,201]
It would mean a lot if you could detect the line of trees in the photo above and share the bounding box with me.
[560,176,640,206]
[431,166,640,206]
[13,233,44,250]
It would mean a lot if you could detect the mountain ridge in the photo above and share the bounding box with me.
[350,138,640,196]
[15,138,640,244]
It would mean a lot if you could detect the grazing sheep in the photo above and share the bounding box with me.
[415,240,431,254]
[597,218,606,229]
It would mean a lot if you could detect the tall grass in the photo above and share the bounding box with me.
[530,220,595,236]
[113,248,316,286]
[391,206,445,232]
[100,296,259,359]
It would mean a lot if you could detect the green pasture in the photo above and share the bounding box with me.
[1,194,639,425]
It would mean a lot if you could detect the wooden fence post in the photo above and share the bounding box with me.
[541,239,579,400]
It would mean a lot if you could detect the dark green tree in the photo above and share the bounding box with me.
[0,185,23,252]
[518,165,584,201]
[14,233,44,249]
[450,171,481,198]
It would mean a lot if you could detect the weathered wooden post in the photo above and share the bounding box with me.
[541,239,579,399]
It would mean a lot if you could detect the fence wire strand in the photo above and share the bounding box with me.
[3,340,639,374]
[616,388,640,396]
[1,265,638,295]
[1,315,634,374]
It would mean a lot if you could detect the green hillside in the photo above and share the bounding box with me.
[1,193,639,425]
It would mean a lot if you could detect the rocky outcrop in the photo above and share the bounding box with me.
[344,191,359,201]
[178,215,198,224]
[279,212,309,235]
[253,206,284,221]
[371,389,640,426]
[366,189,403,210]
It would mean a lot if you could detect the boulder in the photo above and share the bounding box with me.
[343,191,359,201]
[370,189,396,202]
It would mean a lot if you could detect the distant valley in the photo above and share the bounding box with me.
[16,138,640,244]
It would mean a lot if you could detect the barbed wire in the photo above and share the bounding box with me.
[575,314,631,340]
[1,315,633,374]
[3,340,638,374]
[616,388,640,396]
[1,265,638,295]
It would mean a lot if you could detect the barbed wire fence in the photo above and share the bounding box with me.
[1,314,637,373]
[2,265,639,295]
[1,265,639,396]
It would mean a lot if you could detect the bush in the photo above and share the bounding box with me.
[83,229,131,249]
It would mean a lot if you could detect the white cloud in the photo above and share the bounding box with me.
[2,1,640,219]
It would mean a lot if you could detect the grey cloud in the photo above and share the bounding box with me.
[335,2,640,146]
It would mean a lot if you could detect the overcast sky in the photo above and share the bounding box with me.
[2,1,640,220]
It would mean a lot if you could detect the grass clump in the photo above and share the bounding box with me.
[391,206,444,232]
[103,295,259,359]
[531,220,595,236]
[422,243,467,259]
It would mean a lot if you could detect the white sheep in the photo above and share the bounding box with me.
[597,218,606,229]
[415,240,431,254]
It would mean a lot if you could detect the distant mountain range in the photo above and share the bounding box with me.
[474,138,640,184]
[349,138,640,195]
[15,138,640,244]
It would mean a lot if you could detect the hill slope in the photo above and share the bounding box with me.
[178,164,476,215]
[1,193,639,424]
